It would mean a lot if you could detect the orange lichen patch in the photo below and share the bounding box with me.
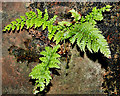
[107,35,111,43]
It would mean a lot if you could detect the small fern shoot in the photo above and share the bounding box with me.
[29,45,61,94]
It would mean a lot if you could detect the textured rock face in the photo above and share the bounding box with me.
[48,46,105,94]
[2,2,119,95]
[2,2,34,94]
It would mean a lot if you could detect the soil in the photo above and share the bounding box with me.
[1,2,120,95]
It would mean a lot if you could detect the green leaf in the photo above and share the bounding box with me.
[79,37,87,52]
[11,21,17,25]
[50,15,57,23]
[25,12,29,17]
[92,7,97,12]
[45,46,51,52]
[34,18,43,28]
[101,7,106,12]
[20,16,26,21]
[42,21,47,30]
[30,18,35,28]
[16,18,21,23]
[76,33,83,47]
[87,39,92,53]
[5,24,12,31]
[2,28,6,31]
[106,5,112,9]
[54,31,64,44]
[105,9,111,11]
[16,24,20,30]
[69,33,79,44]
[80,16,85,23]
[93,13,103,21]
[48,62,60,69]
[48,22,53,33]
[29,45,61,94]
[26,19,30,29]
[89,19,97,25]
[69,9,81,22]
[58,21,71,26]
[52,53,61,58]
[40,51,47,56]
[67,22,110,57]
[48,26,57,40]
[37,9,42,18]
[43,9,48,21]
[12,26,16,31]
[21,21,25,29]
[39,57,47,62]
[53,45,60,52]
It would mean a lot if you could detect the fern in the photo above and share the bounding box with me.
[29,45,61,94]
[68,22,111,57]
[2,5,112,94]
[51,5,111,58]
[2,9,57,32]
[68,9,81,22]
[80,5,112,25]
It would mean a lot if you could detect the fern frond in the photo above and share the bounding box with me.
[80,5,112,25]
[29,45,61,93]
[2,9,57,32]
[53,31,64,44]
[68,22,111,58]
[68,9,81,22]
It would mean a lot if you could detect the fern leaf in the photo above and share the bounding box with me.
[48,26,57,40]
[68,9,81,22]
[29,45,61,93]
[87,39,92,53]
[42,21,47,30]
[53,44,60,52]
[54,31,64,44]
[76,33,83,47]
[58,21,71,26]
[79,37,88,52]
[43,9,48,21]
[37,9,42,18]
[69,33,79,44]
[20,16,26,21]
[48,61,60,68]
[67,22,111,57]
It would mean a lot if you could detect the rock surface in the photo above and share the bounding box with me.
[48,46,105,94]
[2,2,120,95]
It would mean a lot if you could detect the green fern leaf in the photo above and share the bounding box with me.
[58,21,71,26]
[29,45,60,93]
[48,62,60,68]
[43,9,48,21]
[20,21,25,29]
[11,21,17,25]
[54,31,64,44]
[26,19,30,29]
[67,22,111,57]
[37,9,42,18]
[53,44,60,52]
[11,26,16,31]
[42,21,47,30]
[69,9,81,22]
[20,16,26,21]
[48,25,57,40]
[69,33,79,44]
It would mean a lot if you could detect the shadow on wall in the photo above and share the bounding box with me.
[76,45,109,70]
